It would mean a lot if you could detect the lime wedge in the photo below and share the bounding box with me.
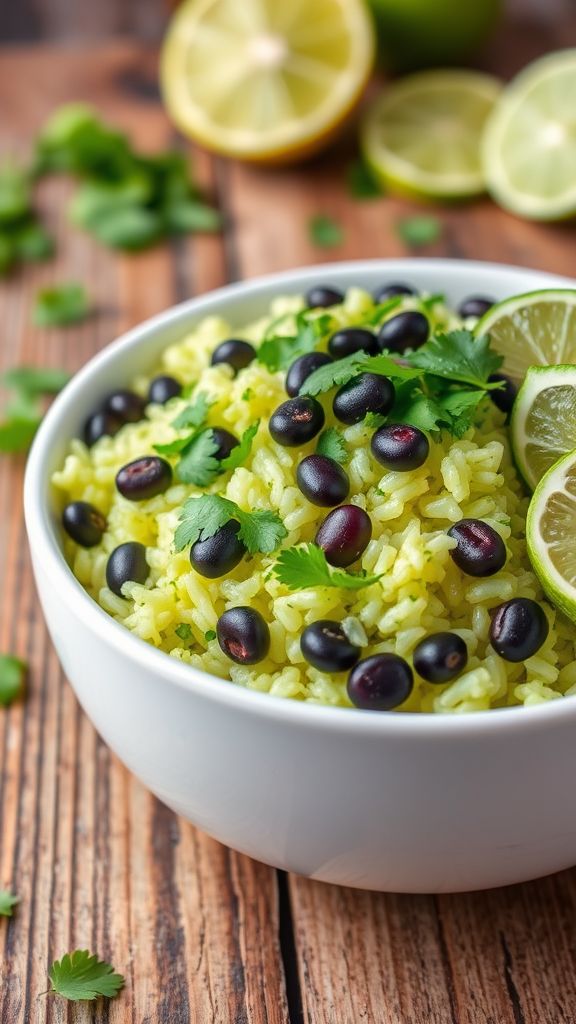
[360,70,501,200]
[483,49,576,221]
[160,0,375,163]
[527,450,576,622]
[511,365,576,490]
[475,289,576,381]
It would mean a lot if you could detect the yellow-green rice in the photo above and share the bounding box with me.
[52,287,576,712]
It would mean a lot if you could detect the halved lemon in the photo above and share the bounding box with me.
[527,450,576,623]
[475,289,576,382]
[511,365,576,491]
[160,0,375,163]
[482,49,576,221]
[360,69,501,200]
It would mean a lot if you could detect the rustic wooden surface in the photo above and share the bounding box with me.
[1,12,576,1023]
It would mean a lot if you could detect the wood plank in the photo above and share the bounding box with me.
[0,44,289,1024]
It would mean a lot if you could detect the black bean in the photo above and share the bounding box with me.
[378,311,429,353]
[371,423,429,471]
[286,352,333,397]
[301,620,361,672]
[305,285,344,308]
[211,427,240,460]
[458,295,495,319]
[333,373,395,425]
[315,504,372,567]
[373,282,416,302]
[83,410,123,447]
[211,338,256,374]
[347,654,413,710]
[488,373,517,416]
[297,454,349,507]
[106,541,148,597]
[413,632,468,683]
[489,598,549,662]
[448,519,507,577]
[116,456,172,501]
[191,521,246,578]
[216,606,270,664]
[148,375,182,405]
[62,501,107,548]
[328,327,378,359]
[105,389,146,423]
[269,396,325,447]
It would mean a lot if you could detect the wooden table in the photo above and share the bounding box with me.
[1,15,576,1022]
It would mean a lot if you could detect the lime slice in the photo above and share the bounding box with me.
[511,365,576,490]
[482,50,576,221]
[360,70,501,200]
[527,450,576,622]
[475,289,576,382]
[160,0,374,163]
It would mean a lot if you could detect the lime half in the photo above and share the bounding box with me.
[483,49,576,221]
[527,450,576,623]
[475,289,576,381]
[160,0,374,163]
[511,365,576,491]
[361,70,501,200]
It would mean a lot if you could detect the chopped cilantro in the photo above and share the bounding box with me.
[176,429,220,486]
[171,391,212,429]
[0,890,19,917]
[220,420,259,471]
[241,388,253,401]
[257,312,331,373]
[361,296,404,327]
[309,214,344,248]
[2,366,70,395]
[33,282,89,327]
[205,629,216,642]
[0,654,26,705]
[175,494,286,555]
[406,329,503,389]
[273,543,381,591]
[397,215,441,248]
[300,350,419,397]
[346,159,383,199]
[316,427,349,464]
[175,623,193,642]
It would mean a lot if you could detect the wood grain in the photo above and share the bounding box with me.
[0,16,576,1024]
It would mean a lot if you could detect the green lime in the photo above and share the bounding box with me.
[527,450,576,623]
[475,290,576,381]
[361,70,500,200]
[483,50,576,221]
[366,0,503,72]
[511,365,576,491]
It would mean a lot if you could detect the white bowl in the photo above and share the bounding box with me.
[24,259,576,893]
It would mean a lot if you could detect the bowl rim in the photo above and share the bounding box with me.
[24,257,576,737]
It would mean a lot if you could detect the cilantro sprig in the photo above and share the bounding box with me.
[175,494,287,555]
[405,330,504,389]
[0,889,19,917]
[33,282,90,327]
[316,427,349,464]
[300,350,419,397]
[257,312,332,373]
[0,366,70,454]
[48,950,124,1002]
[273,543,381,591]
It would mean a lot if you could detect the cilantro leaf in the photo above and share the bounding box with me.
[220,420,259,471]
[346,159,383,199]
[0,654,26,705]
[176,429,220,486]
[437,388,487,438]
[316,427,349,464]
[257,313,331,373]
[406,330,503,389]
[309,214,344,248]
[0,890,19,917]
[390,381,487,436]
[49,950,124,1002]
[273,543,381,591]
[397,215,441,248]
[0,416,42,453]
[361,296,403,327]
[175,494,286,555]
[153,433,198,456]
[171,392,212,429]
[205,629,216,642]
[2,366,71,396]
[164,199,222,234]
[174,494,234,550]
[33,283,90,327]
[175,623,193,641]
[300,350,419,397]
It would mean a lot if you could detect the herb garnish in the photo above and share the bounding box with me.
[48,951,124,1002]
[0,890,19,917]
[397,215,441,248]
[309,214,344,248]
[273,543,381,591]
[175,623,193,642]
[175,494,287,555]
[257,312,332,373]
[0,654,26,705]
[0,162,54,276]
[405,330,504,389]
[346,159,383,199]
[33,282,90,327]
[316,427,349,464]
[300,351,419,397]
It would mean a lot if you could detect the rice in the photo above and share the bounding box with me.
[52,287,576,712]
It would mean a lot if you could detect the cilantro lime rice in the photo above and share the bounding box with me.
[52,284,576,712]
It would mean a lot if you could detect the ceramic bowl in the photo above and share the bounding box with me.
[24,259,576,893]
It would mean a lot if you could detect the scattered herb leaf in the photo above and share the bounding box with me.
[175,494,286,555]
[0,890,19,917]
[204,629,216,642]
[0,416,42,453]
[175,429,220,486]
[316,427,349,464]
[406,330,503,389]
[171,392,212,430]
[33,282,89,327]
[2,366,70,396]
[397,215,441,248]
[300,350,419,397]
[220,420,259,471]
[361,296,404,327]
[49,950,125,1002]
[0,654,26,706]
[309,214,344,248]
[346,159,383,199]
[257,312,331,373]
[175,623,193,642]
[241,388,253,402]
[273,543,381,591]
